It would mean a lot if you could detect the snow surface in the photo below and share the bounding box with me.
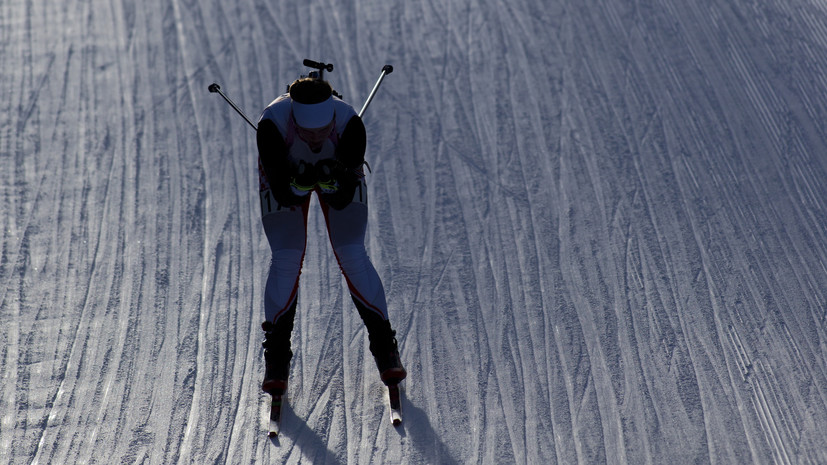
[3,0,827,463]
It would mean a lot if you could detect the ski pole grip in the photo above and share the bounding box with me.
[208,82,258,131]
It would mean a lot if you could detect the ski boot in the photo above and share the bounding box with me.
[372,327,407,386]
[261,305,296,395]
[353,298,407,386]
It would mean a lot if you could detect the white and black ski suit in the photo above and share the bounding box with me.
[256,94,389,325]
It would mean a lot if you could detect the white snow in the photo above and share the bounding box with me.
[3,0,827,463]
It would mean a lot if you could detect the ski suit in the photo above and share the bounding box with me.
[256,94,388,325]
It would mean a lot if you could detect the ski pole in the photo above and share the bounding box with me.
[358,65,393,118]
[208,83,258,131]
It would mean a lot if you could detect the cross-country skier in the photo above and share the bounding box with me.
[256,77,407,398]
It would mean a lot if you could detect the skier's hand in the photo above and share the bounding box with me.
[290,161,318,193]
[319,159,360,210]
[314,159,345,189]
[273,183,308,208]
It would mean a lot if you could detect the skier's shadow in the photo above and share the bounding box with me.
[270,404,343,465]
[268,394,458,465]
[398,397,460,465]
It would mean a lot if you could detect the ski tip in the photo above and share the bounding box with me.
[392,418,402,427]
[268,431,278,438]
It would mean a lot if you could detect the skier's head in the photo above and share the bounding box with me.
[289,78,334,129]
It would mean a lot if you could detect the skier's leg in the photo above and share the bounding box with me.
[260,198,310,393]
[320,188,406,385]
[322,198,388,319]
[262,199,310,323]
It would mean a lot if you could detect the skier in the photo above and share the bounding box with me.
[256,76,407,398]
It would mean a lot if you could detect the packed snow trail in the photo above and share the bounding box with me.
[3,0,827,463]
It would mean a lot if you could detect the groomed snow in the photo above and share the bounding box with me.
[3,0,827,463]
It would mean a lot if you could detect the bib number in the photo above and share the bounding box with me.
[260,189,281,217]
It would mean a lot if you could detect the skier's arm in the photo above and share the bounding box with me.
[257,118,303,206]
[336,116,367,169]
[321,116,367,210]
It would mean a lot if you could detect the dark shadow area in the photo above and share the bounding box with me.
[401,396,461,465]
[269,400,344,465]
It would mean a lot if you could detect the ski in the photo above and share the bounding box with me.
[268,393,284,437]
[388,384,403,426]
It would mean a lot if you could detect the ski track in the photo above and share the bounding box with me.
[3,0,827,463]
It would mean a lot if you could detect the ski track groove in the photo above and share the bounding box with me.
[169,0,203,460]
[450,5,532,458]
[494,6,567,461]
[30,0,124,460]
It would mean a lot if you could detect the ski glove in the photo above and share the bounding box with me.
[290,160,320,193]
[319,116,367,210]
[318,159,360,210]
